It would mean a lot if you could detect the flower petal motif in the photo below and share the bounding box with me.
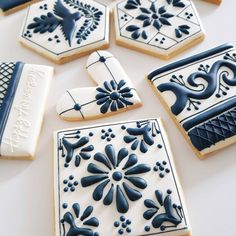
[61,203,99,236]
[81,144,151,213]
[96,80,134,114]
[62,136,94,167]
[143,189,183,232]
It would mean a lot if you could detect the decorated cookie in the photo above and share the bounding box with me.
[54,118,191,236]
[0,62,53,159]
[148,43,236,159]
[0,0,39,15]
[113,0,205,59]
[19,0,110,64]
[56,50,142,121]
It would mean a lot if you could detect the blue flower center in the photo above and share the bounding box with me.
[110,92,120,100]
[152,13,159,19]
[112,171,123,181]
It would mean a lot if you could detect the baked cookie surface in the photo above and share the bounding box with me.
[56,50,142,121]
[114,0,205,59]
[19,0,110,64]
[148,43,236,158]
[54,118,191,236]
[0,62,53,159]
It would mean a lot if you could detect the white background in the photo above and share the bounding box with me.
[0,0,235,235]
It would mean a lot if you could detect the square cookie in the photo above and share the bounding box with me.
[0,62,53,159]
[54,118,191,236]
[0,0,39,15]
[148,43,236,159]
[114,0,205,59]
[19,0,110,64]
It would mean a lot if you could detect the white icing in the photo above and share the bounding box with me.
[54,119,191,236]
[19,0,109,62]
[114,0,205,58]
[56,50,142,120]
[0,64,53,158]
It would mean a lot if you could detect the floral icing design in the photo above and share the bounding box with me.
[166,0,185,7]
[95,80,134,114]
[81,144,151,213]
[26,0,103,47]
[143,189,183,232]
[59,131,94,168]
[124,0,190,41]
[63,175,79,192]
[114,216,132,234]
[61,203,99,236]
[123,121,160,153]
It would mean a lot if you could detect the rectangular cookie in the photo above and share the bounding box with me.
[54,118,191,236]
[0,0,39,15]
[0,62,53,159]
[148,44,236,159]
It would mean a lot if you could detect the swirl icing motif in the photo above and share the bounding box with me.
[54,119,191,236]
[56,50,142,121]
[0,62,53,159]
[19,0,109,64]
[114,0,205,59]
[148,43,236,157]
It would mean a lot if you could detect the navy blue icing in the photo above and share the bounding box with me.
[123,122,159,153]
[188,107,236,151]
[61,136,94,167]
[183,97,236,131]
[61,203,99,236]
[28,0,81,47]
[0,0,31,11]
[148,44,234,81]
[81,144,150,213]
[157,59,236,116]
[143,189,183,231]
[26,0,103,47]
[96,80,134,114]
[0,62,24,150]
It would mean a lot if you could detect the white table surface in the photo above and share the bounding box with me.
[0,1,235,235]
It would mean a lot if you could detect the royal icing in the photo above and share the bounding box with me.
[56,50,142,120]
[54,118,191,236]
[114,0,205,59]
[19,0,110,63]
[0,62,53,159]
[0,0,34,14]
[148,43,236,157]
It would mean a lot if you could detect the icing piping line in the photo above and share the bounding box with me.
[148,44,234,81]
[0,62,24,155]
[183,97,236,131]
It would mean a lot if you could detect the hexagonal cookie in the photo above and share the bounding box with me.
[114,0,205,59]
[19,0,110,64]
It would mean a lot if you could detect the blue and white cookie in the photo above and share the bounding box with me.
[19,0,110,64]
[148,43,236,158]
[0,0,39,15]
[114,0,205,59]
[56,50,142,121]
[0,62,53,159]
[54,118,191,236]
